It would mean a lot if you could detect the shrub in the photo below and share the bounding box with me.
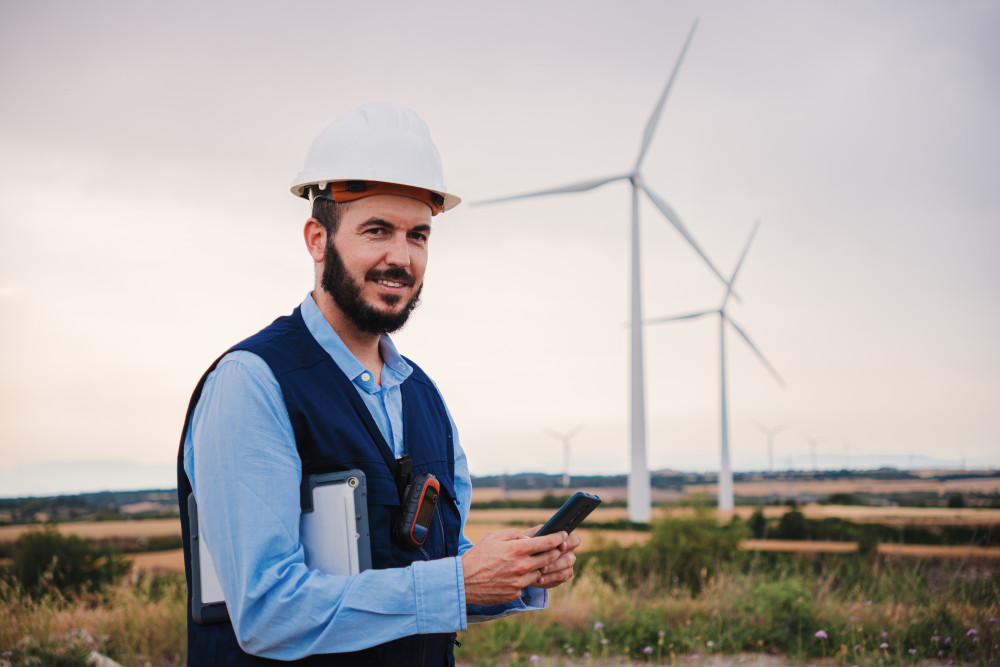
[748,507,767,538]
[579,513,748,594]
[774,509,808,540]
[11,525,131,596]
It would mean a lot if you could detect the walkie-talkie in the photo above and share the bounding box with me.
[393,456,441,549]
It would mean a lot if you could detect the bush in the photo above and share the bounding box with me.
[11,525,132,596]
[774,509,808,540]
[579,513,748,594]
[748,507,767,538]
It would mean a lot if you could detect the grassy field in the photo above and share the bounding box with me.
[0,506,1000,667]
[2,495,999,665]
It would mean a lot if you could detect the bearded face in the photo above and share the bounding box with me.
[321,234,423,335]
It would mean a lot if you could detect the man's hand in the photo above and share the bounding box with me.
[524,525,582,589]
[461,529,567,605]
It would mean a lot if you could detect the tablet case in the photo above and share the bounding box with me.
[189,469,371,624]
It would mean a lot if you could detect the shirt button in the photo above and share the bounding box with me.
[361,373,371,382]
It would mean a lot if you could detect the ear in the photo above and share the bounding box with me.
[304,218,327,263]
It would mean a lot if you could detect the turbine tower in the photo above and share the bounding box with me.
[646,221,785,510]
[476,21,732,522]
[544,424,583,488]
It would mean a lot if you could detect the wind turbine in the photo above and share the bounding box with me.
[804,434,824,472]
[645,221,785,511]
[544,424,584,488]
[476,21,733,522]
[754,420,788,499]
[753,420,789,474]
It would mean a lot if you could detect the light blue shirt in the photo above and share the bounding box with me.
[182,293,544,659]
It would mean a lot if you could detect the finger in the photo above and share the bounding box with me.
[542,551,577,574]
[523,524,543,538]
[488,527,535,543]
[514,531,566,555]
[561,532,582,552]
[537,566,575,587]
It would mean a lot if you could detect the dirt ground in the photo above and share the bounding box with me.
[455,653,961,666]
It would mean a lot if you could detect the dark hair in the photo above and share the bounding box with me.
[312,196,346,235]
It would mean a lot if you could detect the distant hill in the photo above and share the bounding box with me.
[1,454,995,499]
[0,460,176,498]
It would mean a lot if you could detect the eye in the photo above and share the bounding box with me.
[408,231,428,243]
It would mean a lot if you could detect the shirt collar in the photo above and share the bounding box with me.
[300,293,412,387]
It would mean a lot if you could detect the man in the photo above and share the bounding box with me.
[177,102,581,665]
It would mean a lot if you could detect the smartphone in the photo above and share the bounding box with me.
[535,491,602,537]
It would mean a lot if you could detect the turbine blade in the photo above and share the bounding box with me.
[565,423,584,439]
[645,309,716,325]
[473,174,629,206]
[729,219,761,289]
[753,420,791,435]
[634,20,699,170]
[639,182,738,298]
[721,219,761,308]
[725,315,786,387]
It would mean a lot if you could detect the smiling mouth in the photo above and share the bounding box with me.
[376,279,406,288]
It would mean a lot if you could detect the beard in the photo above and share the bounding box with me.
[320,237,423,335]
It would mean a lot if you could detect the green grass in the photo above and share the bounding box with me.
[2,516,998,665]
[455,518,1000,665]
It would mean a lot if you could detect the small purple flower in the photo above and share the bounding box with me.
[854,644,862,651]
[691,654,700,660]
[601,638,609,645]
[989,618,998,623]
[880,642,889,649]
[881,631,889,638]
[583,652,591,659]
[932,636,941,643]
[948,661,954,666]
[594,621,604,631]
[945,637,952,645]
[707,640,715,647]
[968,628,978,636]
[815,630,828,639]
[658,630,666,638]
[529,656,540,663]
[566,647,574,655]
[848,615,857,622]
[644,646,654,655]
[909,649,917,654]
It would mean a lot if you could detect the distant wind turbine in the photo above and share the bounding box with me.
[753,420,789,473]
[476,21,733,522]
[545,424,584,488]
[646,221,785,510]
[804,434,824,471]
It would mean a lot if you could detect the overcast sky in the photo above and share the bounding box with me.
[1,0,998,490]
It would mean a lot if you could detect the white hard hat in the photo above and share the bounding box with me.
[290,102,461,214]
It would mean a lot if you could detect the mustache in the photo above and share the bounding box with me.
[365,267,415,287]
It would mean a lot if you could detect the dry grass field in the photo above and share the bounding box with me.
[3,490,998,575]
[0,518,181,543]
[691,474,1000,497]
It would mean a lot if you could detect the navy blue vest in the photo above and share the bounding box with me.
[177,308,461,666]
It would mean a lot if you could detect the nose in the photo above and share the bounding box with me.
[385,232,411,267]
